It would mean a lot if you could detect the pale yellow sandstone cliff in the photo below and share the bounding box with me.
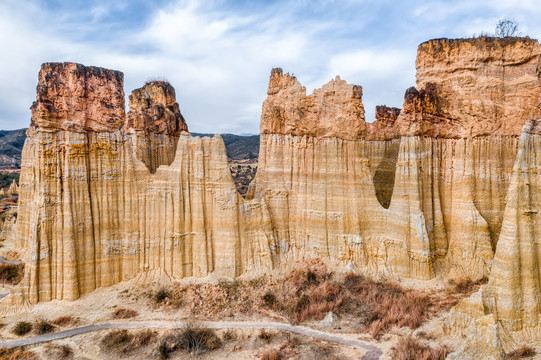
[6,36,541,347]
[8,63,275,306]
[446,120,541,351]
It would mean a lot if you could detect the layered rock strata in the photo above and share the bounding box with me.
[10,63,274,304]
[125,81,188,173]
[446,120,541,353]
[254,60,523,281]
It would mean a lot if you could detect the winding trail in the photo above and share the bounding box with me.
[0,256,22,265]
[0,320,383,359]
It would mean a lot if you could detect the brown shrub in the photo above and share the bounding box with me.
[36,320,55,334]
[260,348,282,360]
[0,349,37,360]
[112,308,138,319]
[343,276,431,338]
[392,337,451,360]
[222,329,237,341]
[132,329,156,347]
[44,344,73,359]
[101,329,155,354]
[508,345,536,359]
[259,328,272,343]
[175,323,221,354]
[0,263,24,285]
[12,321,32,336]
[51,316,77,327]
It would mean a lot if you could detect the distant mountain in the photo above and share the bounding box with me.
[0,129,259,170]
[191,133,260,160]
[0,128,27,169]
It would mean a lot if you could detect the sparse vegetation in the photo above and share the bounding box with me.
[496,19,520,38]
[260,348,283,360]
[12,321,32,336]
[262,292,277,308]
[155,288,172,304]
[101,329,156,354]
[392,337,451,360]
[51,316,77,327]
[0,348,37,360]
[156,323,221,357]
[508,345,536,359]
[0,263,24,285]
[222,329,237,341]
[112,308,138,319]
[165,259,472,339]
[44,344,73,359]
[176,322,221,354]
[36,320,55,334]
[259,328,273,343]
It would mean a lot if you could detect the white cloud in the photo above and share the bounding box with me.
[0,0,540,132]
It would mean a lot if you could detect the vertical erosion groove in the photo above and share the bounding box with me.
[373,141,400,209]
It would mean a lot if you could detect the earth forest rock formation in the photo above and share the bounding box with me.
[4,36,541,356]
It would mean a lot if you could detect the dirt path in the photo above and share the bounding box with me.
[0,256,22,265]
[0,320,383,359]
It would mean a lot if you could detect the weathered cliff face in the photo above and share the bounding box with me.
[254,59,522,281]
[366,105,400,141]
[395,37,541,138]
[260,68,365,140]
[447,120,541,351]
[125,81,188,173]
[9,63,274,305]
[7,38,541,354]
[30,62,125,132]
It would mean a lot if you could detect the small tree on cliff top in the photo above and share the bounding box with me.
[495,19,520,37]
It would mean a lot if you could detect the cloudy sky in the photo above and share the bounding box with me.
[1,0,540,133]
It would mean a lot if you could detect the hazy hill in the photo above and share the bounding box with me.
[0,128,27,169]
[0,130,259,169]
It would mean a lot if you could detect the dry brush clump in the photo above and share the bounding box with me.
[157,323,221,358]
[0,348,37,360]
[35,320,55,334]
[51,316,78,327]
[12,321,32,336]
[44,344,73,359]
[507,345,536,359]
[260,348,283,360]
[0,263,24,285]
[101,329,156,354]
[164,259,471,338]
[392,337,451,360]
[112,308,138,319]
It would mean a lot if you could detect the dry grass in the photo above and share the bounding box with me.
[260,348,282,360]
[44,344,73,359]
[51,316,78,327]
[112,308,138,319]
[12,321,32,336]
[165,259,474,338]
[0,263,24,285]
[508,345,536,359]
[101,329,156,354]
[342,274,431,338]
[222,329,237,341]
[392,337,451,360]
[35,320,55,334]
[259,328,273,343]
[0,348,37,360]
[157,323,221,357]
